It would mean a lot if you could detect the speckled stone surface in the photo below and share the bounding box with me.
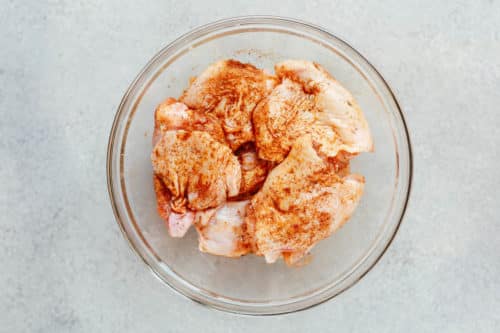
[1,1,499,332]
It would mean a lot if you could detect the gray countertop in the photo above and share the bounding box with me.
[1,1,499,332]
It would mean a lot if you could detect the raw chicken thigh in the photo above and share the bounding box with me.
[274,60,373,154]
[152,98,232,237]
[181,59,277,150]
[152,130,241,237]
[254,60,373,163]
[152,130,241,212]
[246,135,365,265]
[153,98,225,145]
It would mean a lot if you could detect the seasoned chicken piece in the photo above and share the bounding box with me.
[253,79,319,162]
[152,130,241,213]
[246,135,365,265]
[194,201,252,257]
[234,143,273,198]
[181,59,277,150]
[152,99,227,237]
[254,61,373,162]
[153,98,225,145]
[274,60,373,154]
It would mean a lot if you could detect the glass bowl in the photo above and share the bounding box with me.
[107,16,412,315]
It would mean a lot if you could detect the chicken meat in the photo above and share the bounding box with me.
[152,130,241,214]
[194,200,252,257]
[181,59,277,150]
[153,97,225,145]
[253,78,318,162]
[152,99,229,237]
[246,134,365,265]
[253,60,373,163]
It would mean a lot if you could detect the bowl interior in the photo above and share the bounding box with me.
[109,18,411,314]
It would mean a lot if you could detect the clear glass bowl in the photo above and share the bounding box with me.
[107,16,412,315]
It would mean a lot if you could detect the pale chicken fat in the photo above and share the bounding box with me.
[246,135,365,265]
[181,59,277,150]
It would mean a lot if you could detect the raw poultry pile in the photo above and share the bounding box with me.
[151,59,373,265]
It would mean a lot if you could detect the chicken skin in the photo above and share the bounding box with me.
[194,200,252,257]
[152,130,241,213]
[246,135,365,265]
[253,79,318,162]
[181,59,277,150]
[275,60,373,154]
[153,98,225,146]
[254,60,373,163]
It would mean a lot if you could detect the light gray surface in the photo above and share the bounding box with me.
[1,1,499,332]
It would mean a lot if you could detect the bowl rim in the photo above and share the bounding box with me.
[107,15,413,315]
